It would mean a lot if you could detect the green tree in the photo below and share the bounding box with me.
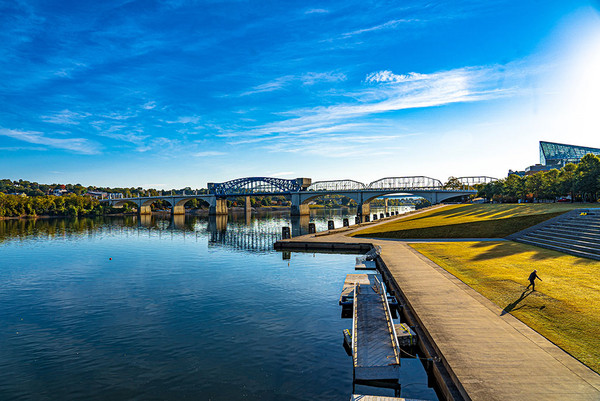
[443,177,464,190]
[576,154,600,202]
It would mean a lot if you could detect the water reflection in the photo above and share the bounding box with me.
[0,206,438,401]
[0,205,414,253]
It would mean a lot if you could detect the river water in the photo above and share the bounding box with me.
[0,207,439,401]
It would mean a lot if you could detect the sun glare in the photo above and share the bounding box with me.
[551,12,600,142]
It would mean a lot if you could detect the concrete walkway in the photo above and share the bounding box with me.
[279,207,600,401]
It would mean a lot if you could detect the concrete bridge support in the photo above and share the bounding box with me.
[172,204,185,215]
[290,193,310,216]
[384,198,389,214]
[209,198,228,215]
[138,204,152,215]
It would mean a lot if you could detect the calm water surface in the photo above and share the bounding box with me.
[0,208,438,401]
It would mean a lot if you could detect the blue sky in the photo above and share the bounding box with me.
[1,0,600,188]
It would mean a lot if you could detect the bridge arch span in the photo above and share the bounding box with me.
[112,199,144,209]
[209,177,302,196]
[368,176,443,190]
[307,180,366,192]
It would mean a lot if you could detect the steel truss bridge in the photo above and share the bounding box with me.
[102,175,496,217]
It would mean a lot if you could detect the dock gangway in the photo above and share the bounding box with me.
[352,276,401,381]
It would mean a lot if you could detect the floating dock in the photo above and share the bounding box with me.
[344,323,417,351]
[355,259,377,270]
[352,276,401,381]
[340,274,381,305]
[340,274,398,307]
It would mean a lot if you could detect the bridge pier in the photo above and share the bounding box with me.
[172,204,185,215]
[384,198,389,214]
[138,204,152,215]
[290,193,310,216]
[209,198,228,215]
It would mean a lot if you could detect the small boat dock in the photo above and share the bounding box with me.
[340,273,398,308]
[352,276,401,381]
[340,274,382,306]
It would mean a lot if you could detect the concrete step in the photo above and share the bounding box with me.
[535,228,600,244]
[559,221,600,230]
[524,232,600,252]
[550,222,600,233]
[536,224,600,237]
[521,235,600,255]
[537,228,600,240]
[515,238,600,261]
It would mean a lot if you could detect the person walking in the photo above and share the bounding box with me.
[526,269,542,291]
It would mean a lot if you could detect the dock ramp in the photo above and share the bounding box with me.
[340,274,398,308]
[352,276,401,381]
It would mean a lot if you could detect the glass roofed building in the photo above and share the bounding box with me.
[540,141,600,168]
[509,141,600,176]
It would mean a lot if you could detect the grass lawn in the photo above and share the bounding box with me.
[410,241,600,373]
[352,203,600,239]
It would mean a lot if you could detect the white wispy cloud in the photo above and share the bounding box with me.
[270,171,295,177]
[142,101,157,110]
[343,18,422,38]
[239,72,346,96]
[305,8,328,14]
[41,109,90,125]
[223,63,526,158]
[365,70,427,83]
[101,111,138,121]
[239,76,295,96]
[166,116,202,124]
[95,125,149,147]
[301,72,346,85]
[0,128,99,154]
[192,151,226,157]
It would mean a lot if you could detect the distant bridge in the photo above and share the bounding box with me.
[102,176,494,218]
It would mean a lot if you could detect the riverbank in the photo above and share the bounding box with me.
[274,207,600,400]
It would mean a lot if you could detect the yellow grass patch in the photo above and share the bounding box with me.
[352,203,600,239]
[411,241,600,373]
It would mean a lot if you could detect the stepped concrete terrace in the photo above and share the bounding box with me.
[509,209,600,260]
[275,206,600,401]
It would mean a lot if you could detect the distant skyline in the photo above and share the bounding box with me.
[1,1,600,189]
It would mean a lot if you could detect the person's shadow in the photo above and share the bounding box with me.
[501,290,531,315]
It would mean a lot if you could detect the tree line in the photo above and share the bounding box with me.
[476,154,600,203]
[0,193,113,218]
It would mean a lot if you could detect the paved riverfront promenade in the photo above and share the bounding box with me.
[277,207,600,401]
